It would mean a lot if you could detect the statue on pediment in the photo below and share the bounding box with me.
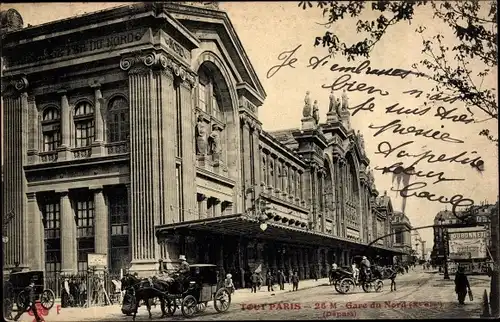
[312,100,320,124]
[195,116,207,155]
[341,89,349,111]
[328,89,336,113]
[303,91,312,117]
[335,98,342,116]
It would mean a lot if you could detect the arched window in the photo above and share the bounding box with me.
[74,101,94,148]
[41,106,61,152]
[107,96,129,143]
[198,69,224,121]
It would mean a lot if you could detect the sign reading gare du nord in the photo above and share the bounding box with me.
[448,227,489,260]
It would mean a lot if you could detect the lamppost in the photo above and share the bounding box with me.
[439,215,450,280]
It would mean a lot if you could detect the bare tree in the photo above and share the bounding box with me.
[299,0,497,144]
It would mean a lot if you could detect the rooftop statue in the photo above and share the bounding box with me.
[335,98,342,116]
[341,89,349,111]
[328,89,336,113]
[312,100,320,124]
[303,91,312,118]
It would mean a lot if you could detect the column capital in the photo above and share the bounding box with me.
[90,186,104,192]
[120,51,197,88]
[56,189,69,196]
[57,89,68,95]
[89,80,102,89]
[1,75,29,96]
[26,192,37,200]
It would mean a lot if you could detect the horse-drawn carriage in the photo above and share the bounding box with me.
[331,257,384,294]
[121,264,231,319]
[3,270,56,317]
[170,264,231,317]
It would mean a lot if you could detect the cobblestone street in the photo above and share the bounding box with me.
[12,269,490,321]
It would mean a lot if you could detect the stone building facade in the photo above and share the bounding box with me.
[2,2,403,281]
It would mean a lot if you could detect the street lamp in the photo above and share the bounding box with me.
[439,215,450,280]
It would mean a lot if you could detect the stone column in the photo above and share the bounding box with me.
[304,249,310,278]
[91,84,105,156]
[27,192,43,270]
[214,199,222,217]
[241,117,252,211]
[180,81,197,221]
[298,249,305,280]
[121,52,194,274]
[58,90,71,161]
[60,191,77,275]
[252,128,261,197]
[93,187,109,269]
[2,78,30,269]
[198,194,207,219]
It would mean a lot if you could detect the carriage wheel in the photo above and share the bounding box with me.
[362,281,372,293]
[40,289,56,310]
[375,280,384,293]
[181,295,198,317]
[196,302,207,313]
[214,288,231,313]
[334,280,342,293]
[16,290,28,309]
[165,299,177,316]
[337,278,355,294]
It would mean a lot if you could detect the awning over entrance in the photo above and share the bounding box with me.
[155,213,406,255]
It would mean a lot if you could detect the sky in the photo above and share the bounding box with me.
[4,1,498,248]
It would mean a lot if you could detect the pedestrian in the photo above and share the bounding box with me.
[292,271,299,291]
[257,272,263,290]
[266,270,274,292]
[251,271,259,293]
[224,274,235,294]
[12,278,42,322]
[454,266,471,305]
[277,270,285,290]
[288,269,293,284]
[351,263,359,284]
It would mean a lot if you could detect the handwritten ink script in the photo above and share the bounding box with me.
[267,44,487,218]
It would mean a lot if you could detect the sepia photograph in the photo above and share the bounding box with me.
[1,1,498,321]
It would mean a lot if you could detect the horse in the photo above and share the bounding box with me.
[372,265,397,292]
[121,274,169,321]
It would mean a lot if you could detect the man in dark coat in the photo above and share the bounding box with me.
[250,271,259,293]
[266,271,274,292]
[277,270,285,290]
[13,278,42,322]
[292,271,299,291]
[454,266,471,305]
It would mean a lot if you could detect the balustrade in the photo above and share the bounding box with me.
[72,147,92,159]
[106,141,130,155]
[39,151,58,163]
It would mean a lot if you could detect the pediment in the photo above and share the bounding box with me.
[164,3,266,106]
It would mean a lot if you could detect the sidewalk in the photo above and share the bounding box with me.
[231,278,330,304]
[30,278,330,321]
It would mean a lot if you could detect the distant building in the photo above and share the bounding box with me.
[391,211,413,263]
[431,205,494,274]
